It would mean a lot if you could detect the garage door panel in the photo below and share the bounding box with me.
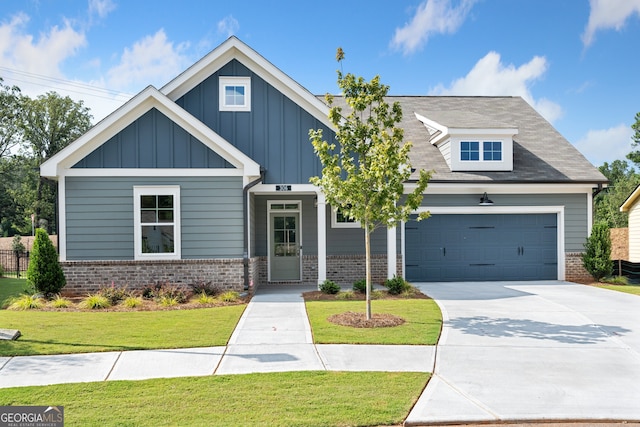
[406,213,558,282]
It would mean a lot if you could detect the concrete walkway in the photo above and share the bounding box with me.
[406,281,640,425]
[0,284,434,388]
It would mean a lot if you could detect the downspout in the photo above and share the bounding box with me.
[243,168,265,291]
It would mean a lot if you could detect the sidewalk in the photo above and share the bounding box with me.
[0,284,434,388]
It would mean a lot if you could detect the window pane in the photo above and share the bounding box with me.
[225,85,245,106]
[158,210,174,222]
[483,141,502,161]
[157,195,173,208]
[274,217,284,229]
[141,210,157,223]
[141,195,156,209]
[142,225,174,253]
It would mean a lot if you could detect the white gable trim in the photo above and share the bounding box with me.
[161,36,333,130]
[41,86,260,179]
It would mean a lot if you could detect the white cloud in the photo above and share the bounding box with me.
[106,29,190,91]
[429,51,563,123]
[582,0,640,47]
[89,0,117,20]
[0,13,86,77]
[217,15,239,38]
[574,124,633,166]
[390,0,476,55]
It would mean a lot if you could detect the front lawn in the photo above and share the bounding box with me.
[0,305,246,356]
[306,298,442,345]
[0,277,28,307]
[598,284,640,296]
[0,371,428,427]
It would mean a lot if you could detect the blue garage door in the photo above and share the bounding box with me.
[405,214,557,282]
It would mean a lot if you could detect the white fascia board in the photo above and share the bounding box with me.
[414,113,448,145]
[620,184,640,212]
[63,168,245,177]
[249,183,320,195]
[42,85,260,179]
[404,182,599,195]
[161,36,334,131]
[448,127,519,136]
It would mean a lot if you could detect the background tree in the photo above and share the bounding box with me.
[20,92,92,233]
[310,48,431,319]
[595,159,640,228]
[27,228,66,297]
[0,78,23,159]
[626,112,640,165]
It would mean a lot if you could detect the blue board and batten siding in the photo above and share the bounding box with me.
[176,59,332,184]
[65,176,243,260]
[73,109,233,169]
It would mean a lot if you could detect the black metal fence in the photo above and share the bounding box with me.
[0,250,30,278]
[612,259,640,282]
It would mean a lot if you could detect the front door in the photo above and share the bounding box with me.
[269,202,301,281]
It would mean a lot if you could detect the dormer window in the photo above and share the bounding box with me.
[219,77,251,112]
[415,112,517,172]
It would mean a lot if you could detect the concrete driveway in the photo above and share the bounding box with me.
[406,281,640,425]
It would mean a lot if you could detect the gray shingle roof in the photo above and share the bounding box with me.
[327,96,607,184]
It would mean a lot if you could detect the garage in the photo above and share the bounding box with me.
[405,213,558,282]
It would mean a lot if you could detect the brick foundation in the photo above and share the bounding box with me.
[60,259,245,296]
[564,252,593,283]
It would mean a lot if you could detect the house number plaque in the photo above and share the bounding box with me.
[276,185,291,192]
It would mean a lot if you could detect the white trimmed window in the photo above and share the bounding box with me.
[331,206,361,228]
[133,186,181,260]
[219,76,251,112]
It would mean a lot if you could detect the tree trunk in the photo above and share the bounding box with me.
[365,222,372,320]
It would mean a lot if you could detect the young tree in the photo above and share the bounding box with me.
[27,228,66,297]
[310,48,431,319]
[582,221,613,281]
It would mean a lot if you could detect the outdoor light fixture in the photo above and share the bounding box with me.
[479,192,494,206]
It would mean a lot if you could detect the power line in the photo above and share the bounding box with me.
[0,66,133,101]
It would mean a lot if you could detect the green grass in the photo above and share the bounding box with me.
[0,277,28,307]
[0,371,429,427]
[0,305,246,356]
[306,298,442,345]
[598,284,640,296]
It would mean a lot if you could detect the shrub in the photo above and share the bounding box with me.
[336,291,355,300]
[218,291,240,302]
[81,294,111,309]
[123,296,143,308]
[385,276,411,295]
[51,295,71,308]
[8,294,44,310]
[196,292,216,304]
[320,280,340,294]
[26,229,66,297]
[603,275,629,285]
[12,235,25,253]
[142,283,188,303]
[352,279,369,293]
[98,283,131,305]
[582,221,613,281]
[371,290,385,299]
[0,264,4,277]
[190,281,222,296]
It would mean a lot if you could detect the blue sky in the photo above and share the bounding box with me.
[1,0,639,167]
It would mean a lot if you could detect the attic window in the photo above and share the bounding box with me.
[460,140,502,162]
[219,77,251,112]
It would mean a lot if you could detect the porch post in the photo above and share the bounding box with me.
[316,192,327,287]
[387,225,397,279]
